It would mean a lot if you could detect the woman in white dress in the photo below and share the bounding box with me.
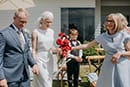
[31,11,58,87]
[72,13,130,87]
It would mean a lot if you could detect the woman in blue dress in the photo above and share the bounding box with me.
[72,13,130,87]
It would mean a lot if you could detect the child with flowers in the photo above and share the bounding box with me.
[67,28,83,87]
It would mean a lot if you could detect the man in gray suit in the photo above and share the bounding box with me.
[0,8,39,87]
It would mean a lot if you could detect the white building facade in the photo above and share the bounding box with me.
[0,0,130,42]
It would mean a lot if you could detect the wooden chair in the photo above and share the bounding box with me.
[86,48,105,87]
[86,55,105,74]
[95,48,104,55]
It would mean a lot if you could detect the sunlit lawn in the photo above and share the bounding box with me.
[53,64,91,87]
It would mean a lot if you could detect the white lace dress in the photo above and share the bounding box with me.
[32,28,54,87]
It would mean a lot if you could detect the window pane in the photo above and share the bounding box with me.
[61,8,95,42]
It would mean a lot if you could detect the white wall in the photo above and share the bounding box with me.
[0,10,14,29]
[0,0,95,38]
[95,0,101,37]
[0,0,129,38]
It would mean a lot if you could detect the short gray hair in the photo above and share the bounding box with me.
[14,8,29,17]
[37,11,54,26]
[41,11,54,20]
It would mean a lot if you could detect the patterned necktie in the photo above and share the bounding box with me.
[18,31,25,50]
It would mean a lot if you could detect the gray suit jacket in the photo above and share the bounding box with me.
[0,24,36,82]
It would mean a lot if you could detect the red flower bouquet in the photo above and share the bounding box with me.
[56,32,72,58]
[55,32,72,76]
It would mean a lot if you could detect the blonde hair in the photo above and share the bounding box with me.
[104,13,127,32]
[14,8,29,17]
[116,13,128,28]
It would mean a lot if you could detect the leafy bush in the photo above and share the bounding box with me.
[81,40,105,64]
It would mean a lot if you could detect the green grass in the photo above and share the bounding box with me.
[53,64,91,87]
